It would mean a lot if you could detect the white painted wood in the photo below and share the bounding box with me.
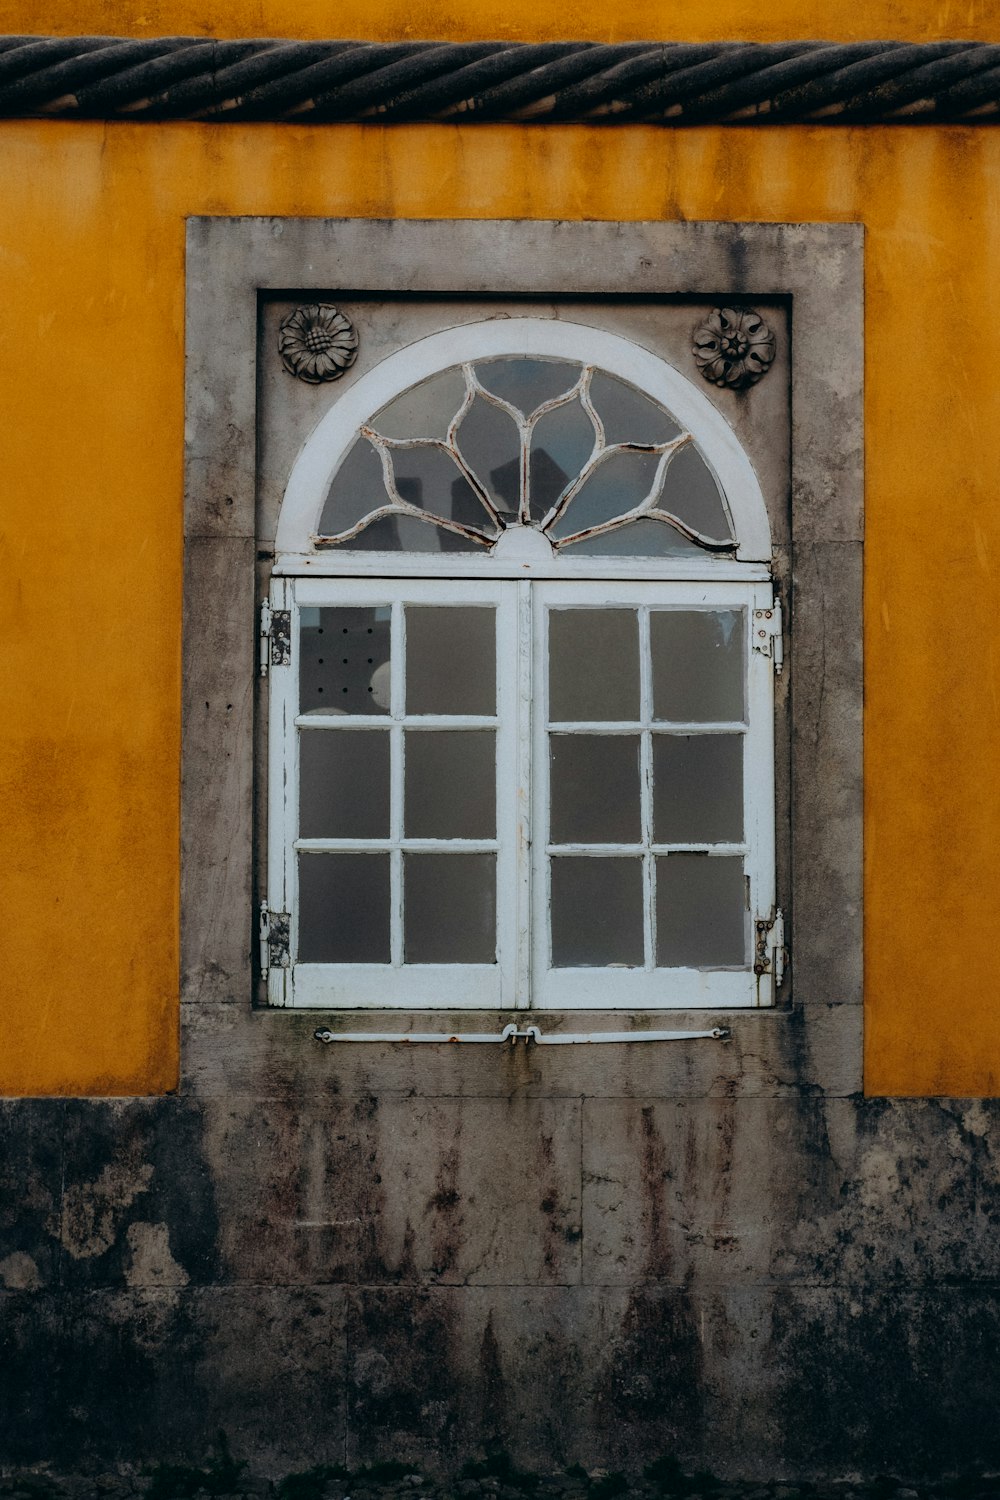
[275,318,772,564]
[277,554,772,583]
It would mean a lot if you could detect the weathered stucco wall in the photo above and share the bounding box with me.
[3,0,1000,1481]
[3,107,1000,1094]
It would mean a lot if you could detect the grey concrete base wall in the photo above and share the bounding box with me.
[4,1088,1000,1481]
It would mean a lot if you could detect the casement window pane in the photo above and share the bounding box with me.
[404,854,497,963]
[656,443,732,542]
[549,609,639,721]
[587,370,682,447]
[404,731,496,839]
[454,397,520,519]
[474,357,579,411]
[300,606,391,714]
[299,730,390,839]
[530,400,597,521]
[297,854,390,962]
[405,605,496,715]
[550,857,644,967]
[652,734,744,843]
[655,855,746,967]
[651,609,744,722]
[549,734,641,845]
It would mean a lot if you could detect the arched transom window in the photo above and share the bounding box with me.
[266,320,779,1012]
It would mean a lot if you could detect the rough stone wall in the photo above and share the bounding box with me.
[4,1085,1000,1480]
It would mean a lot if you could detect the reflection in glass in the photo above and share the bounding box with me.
[550,735,641,845]
[405,606,496,716]
[561,518,703,558]
[297,853,390,962]
[475,358,579,412]
[589,370,682,447]
[655,854,746,967]
[318,438,388,536]
[551,449,662,538]
[404,854,496,963]
[530,400,595,520]
[454,395,521,518]
[299,730,390,839]
[404,731,496,840]
[300,607,391,715]
[550,857,644,967]
[549,610,639,722]
[657,442,732,540]
[651,610,745,723]
[372,368,468,440]
[389,444,496,533]
[652,734,743,843]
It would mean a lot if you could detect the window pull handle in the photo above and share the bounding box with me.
[313,1026,729,1046]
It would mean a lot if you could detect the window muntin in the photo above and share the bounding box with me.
[317,357,734,557]
[269,576,774,1010]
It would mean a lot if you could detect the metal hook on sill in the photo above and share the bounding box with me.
[313,1025,730,1046]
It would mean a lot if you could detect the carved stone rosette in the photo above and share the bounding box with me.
[692,307,776,390]
[278,304,359,383]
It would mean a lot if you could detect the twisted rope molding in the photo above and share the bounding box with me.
[3,37,1000,123]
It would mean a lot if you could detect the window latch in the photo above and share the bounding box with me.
[259,600,291,676]
[752,599,783,674]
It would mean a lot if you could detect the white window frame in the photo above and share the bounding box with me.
[266,318,777,1012]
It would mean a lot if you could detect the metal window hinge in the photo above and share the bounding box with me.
[754,907,786,987]
[752,598,784,674]
[259,600,291,676]
[258,902,291,972]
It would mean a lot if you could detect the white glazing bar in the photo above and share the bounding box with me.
[296,838,499,853]
[296,714,498,730]
[549,719,745,734]
[546,842,750,856]
[514,580,533,1008]
[639,604,655,972]
[389,599,404,968]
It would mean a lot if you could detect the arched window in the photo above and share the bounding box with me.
[266,320,779,1010]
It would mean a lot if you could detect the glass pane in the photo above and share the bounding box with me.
[550,449,662,539]
[651,610,745,723]
[404,854,496,963]
[405,606,496,716]
[549,609,639,722]
[588,370,682,447]
[653,734,743,843]
[657,443,732,541]
[300,607,392,715]
[299,730,390,839]
[474,357,579,414]
[318,437,388,537]
[389,444,497,535]
[655,854,746,967]
[550,735,641,845]
[371,368,468,440]
[550,857,644,967]
[404,731,496,839]
[347,514,482,553]
[559,517,703,558]
[297,853,390,963]
[454,395,521,519]
[529,399,595,521]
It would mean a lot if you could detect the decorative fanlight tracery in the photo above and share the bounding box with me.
[316,358,737,559]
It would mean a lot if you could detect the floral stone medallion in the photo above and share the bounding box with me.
[278,305,359,384]
[692,307,776,390]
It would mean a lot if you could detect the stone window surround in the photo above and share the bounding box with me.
[182,217,862,1097]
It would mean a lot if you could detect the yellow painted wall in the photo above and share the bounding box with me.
[2,0,999,1095]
